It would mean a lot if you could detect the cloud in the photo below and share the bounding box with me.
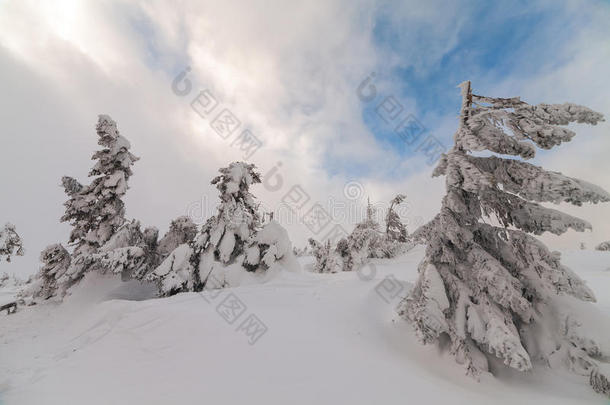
[0,0,609,277]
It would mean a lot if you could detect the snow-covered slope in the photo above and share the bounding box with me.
[1,247,609,404]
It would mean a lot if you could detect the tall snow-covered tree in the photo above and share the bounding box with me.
[61,115,139,255]
[385,194,408,243]
[400,81,610,396]
[58,115,139,288]
[150,162,292,296]
[0,223,24,262]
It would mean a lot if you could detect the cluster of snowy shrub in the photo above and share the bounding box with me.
[22,115,291,301]
[308,195,411,273]
[401,81,610,397]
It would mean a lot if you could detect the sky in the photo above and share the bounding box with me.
[1,0,610,277]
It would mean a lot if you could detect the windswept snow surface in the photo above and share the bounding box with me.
[1,246,609,404]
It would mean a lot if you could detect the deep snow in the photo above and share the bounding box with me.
[1,246,609,404]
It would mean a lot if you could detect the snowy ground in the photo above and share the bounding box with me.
[1,246,609,404]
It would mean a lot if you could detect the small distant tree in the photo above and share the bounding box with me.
[309,198,410,274]
[386,194,408,243]
[401,81,610,396]
[0,223,24,262]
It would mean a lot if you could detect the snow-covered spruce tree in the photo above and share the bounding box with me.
[386,194,408,243]
[400,81,610,396]
[156,216,197,259]
[342,198,390,271]
[0,223,24,262]
[150,162,292,296]
[27,244,71,300]
[308,238,343,273]
[58,115,139,288]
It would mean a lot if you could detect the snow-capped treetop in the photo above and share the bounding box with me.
[0,223,24,262]
[212,161,261,202]
[90,115,139,178]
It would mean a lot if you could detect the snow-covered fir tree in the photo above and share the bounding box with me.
[156,216,197,259]
[308,238,343,273]
[58,115,139,289]
[149,162,292,296]
[0,223,24,262]
[26,244,71,300]
[400,81,610,396]
[61,115,139,254]
[385,194,408,243]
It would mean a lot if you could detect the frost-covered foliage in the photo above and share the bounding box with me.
[401,81,610,396]
[386,194,408,243]
[149,162,292,296]
[595,241,610,251]
[0,223,24,262]
[61,115,139,255]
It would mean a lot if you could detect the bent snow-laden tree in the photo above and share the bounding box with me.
[0,223,24,262]
[150,162,292,296]
[58,115,139,289]
[400,81,610,396]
